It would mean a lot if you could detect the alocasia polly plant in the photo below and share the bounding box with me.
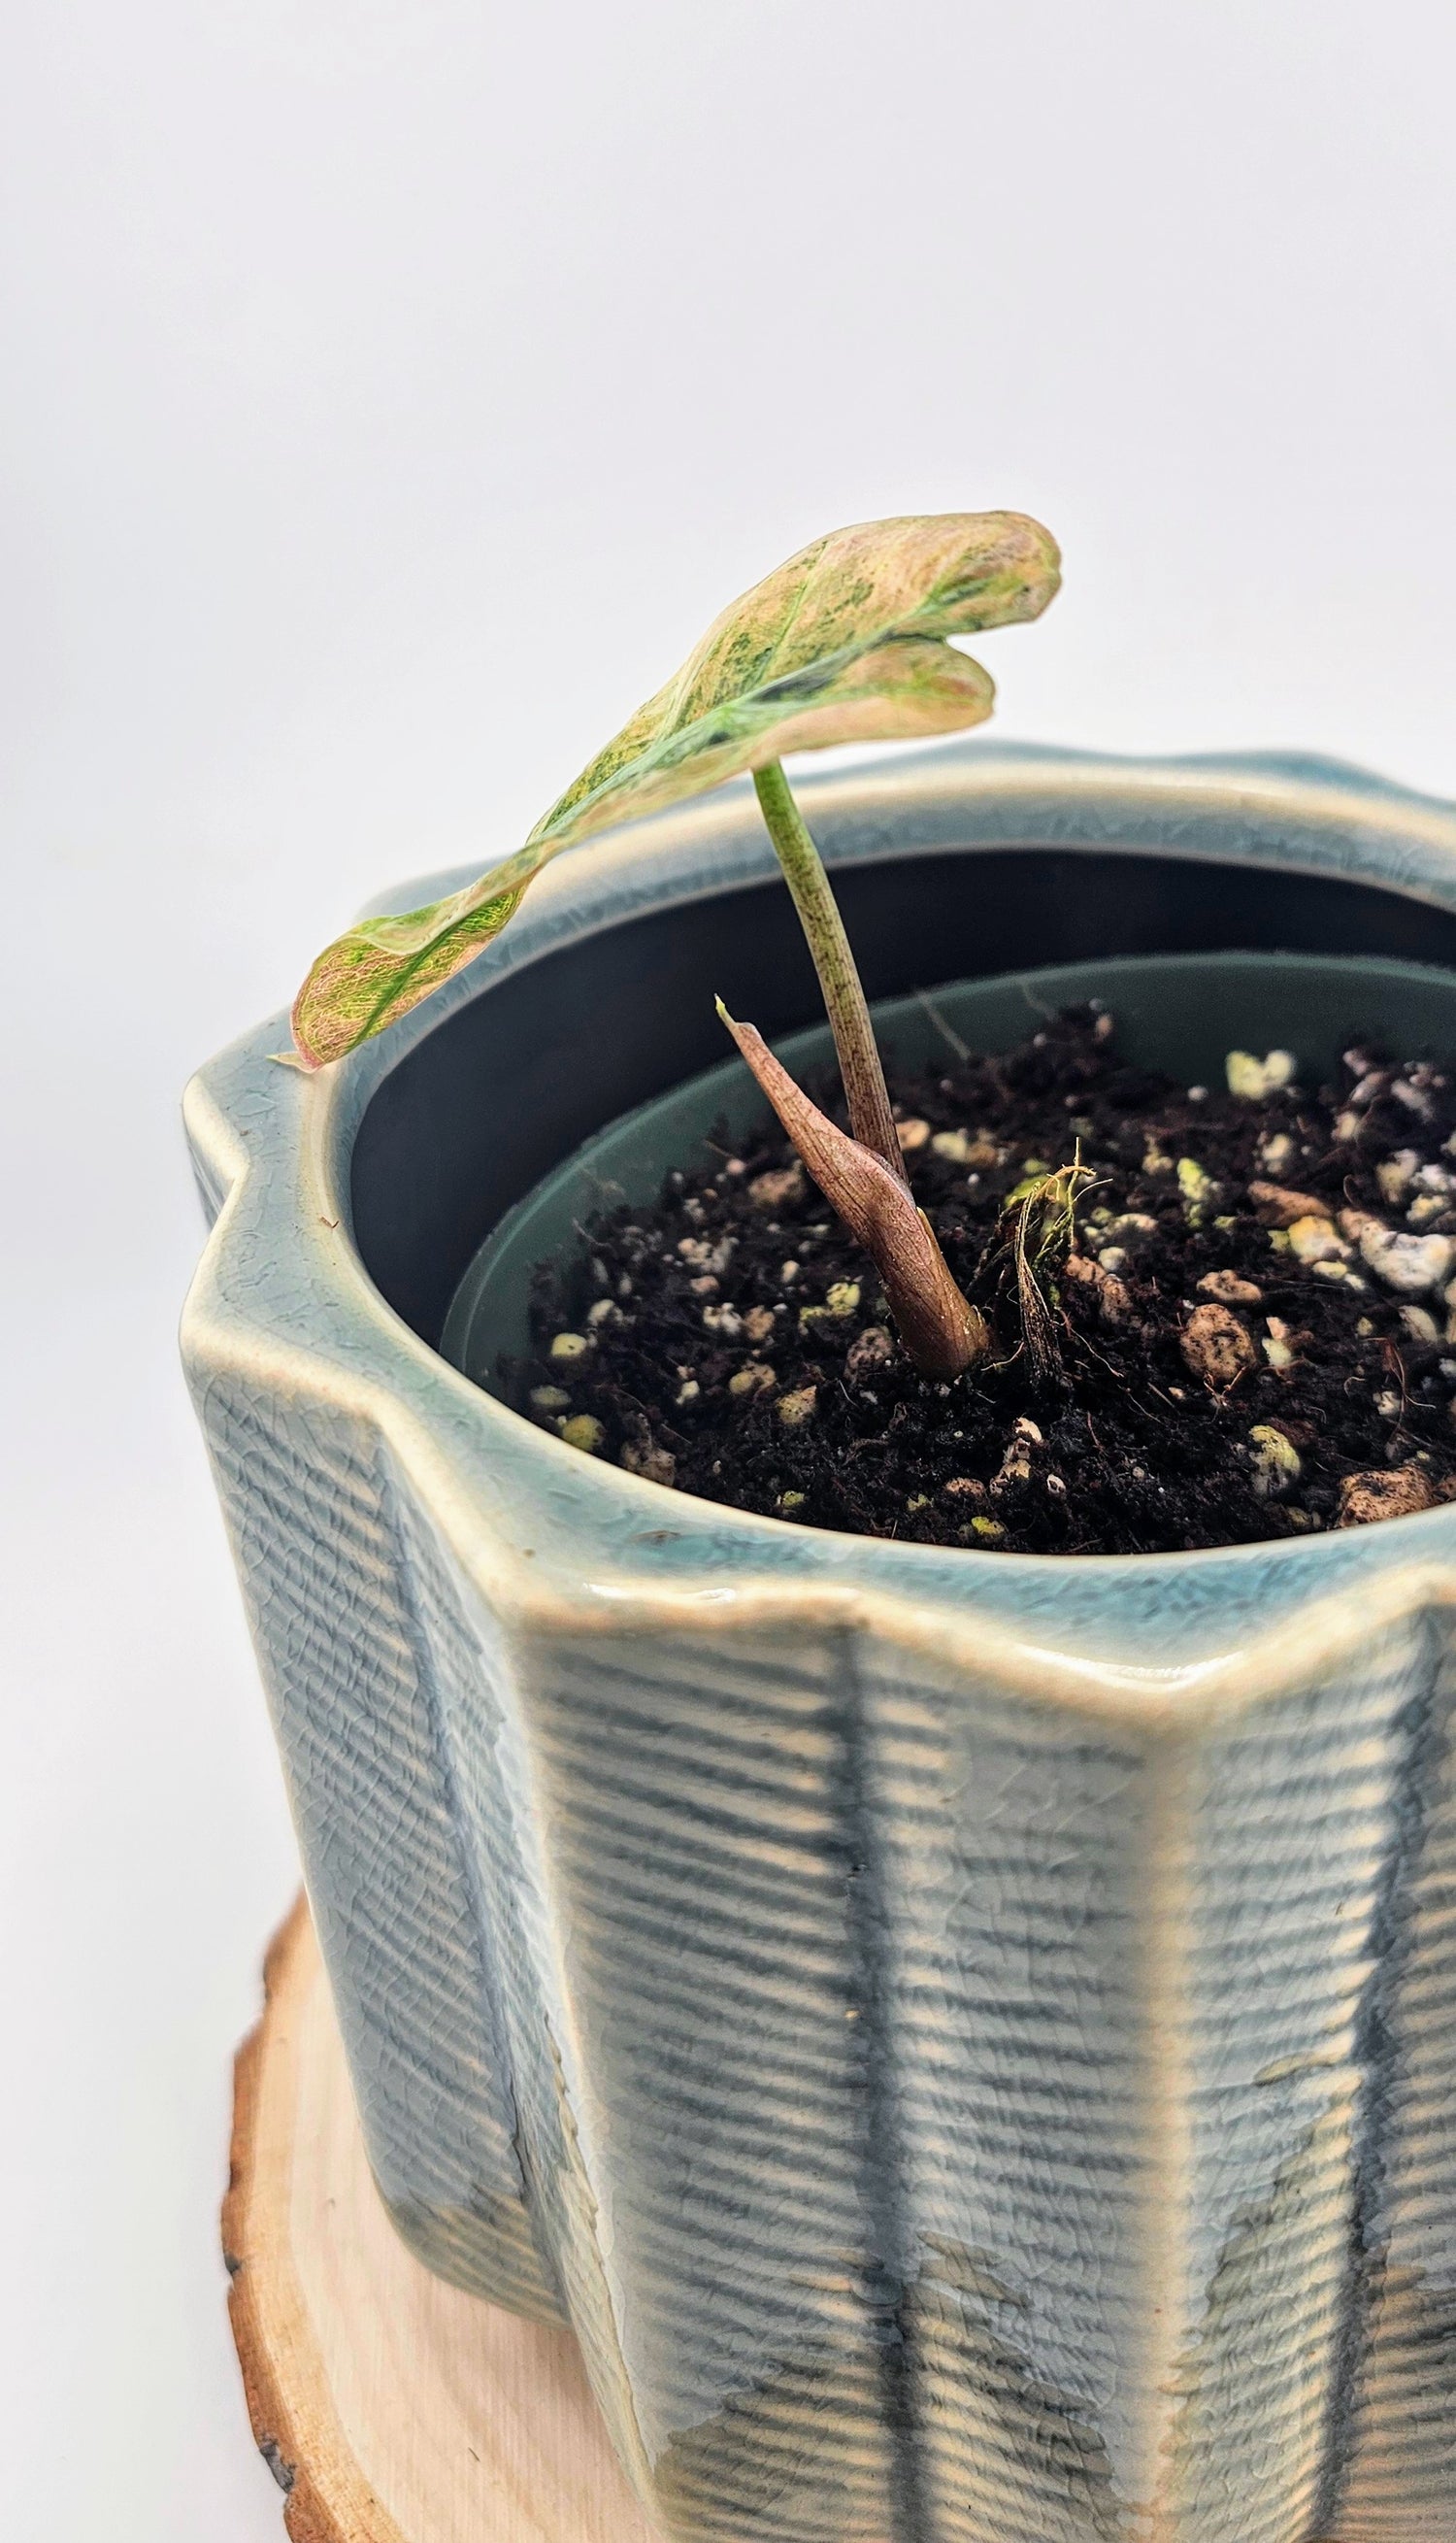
[292,511,1062,1376]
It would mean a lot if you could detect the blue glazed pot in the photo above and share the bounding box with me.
[183,744,1456,2542]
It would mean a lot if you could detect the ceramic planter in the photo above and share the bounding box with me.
[183,743,1456,2543]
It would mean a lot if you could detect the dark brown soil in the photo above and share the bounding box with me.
[507,1006,1456,1554]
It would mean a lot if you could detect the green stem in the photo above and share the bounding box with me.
[751,760,908,1185]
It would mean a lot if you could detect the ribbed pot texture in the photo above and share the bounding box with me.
[183,743,1456,2542]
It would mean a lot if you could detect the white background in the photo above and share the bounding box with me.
[3,4,1453,2533]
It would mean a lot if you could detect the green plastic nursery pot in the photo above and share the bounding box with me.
[183,744,1456,2543]
[440,946,1456,1386]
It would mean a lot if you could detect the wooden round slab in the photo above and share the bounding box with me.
[224,1895,655,2543]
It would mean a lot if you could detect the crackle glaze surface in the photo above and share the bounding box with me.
[183,745,1456,2540]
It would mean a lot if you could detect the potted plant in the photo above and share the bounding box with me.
[184,516,1456,2541]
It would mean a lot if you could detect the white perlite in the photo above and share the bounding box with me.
[1340,1209,1456,1296]
[1257,1129,1297,1174]
[1376,1148,1423,1205]
[1248,1424,1303,1499]
[1287,1216,1350,1266]
[1226,1048,1297,1100]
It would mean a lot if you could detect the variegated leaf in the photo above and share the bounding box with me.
[291,511,1059,1064]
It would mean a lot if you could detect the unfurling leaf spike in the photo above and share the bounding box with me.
[715,1003,990,1382]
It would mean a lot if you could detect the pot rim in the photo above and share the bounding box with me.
[182,737,1456,1677]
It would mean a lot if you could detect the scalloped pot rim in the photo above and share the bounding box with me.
[182,737,1456,1685]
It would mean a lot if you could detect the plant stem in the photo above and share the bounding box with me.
[751,759,909,1186]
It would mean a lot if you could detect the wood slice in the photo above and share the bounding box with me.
[224,1894,655,2543]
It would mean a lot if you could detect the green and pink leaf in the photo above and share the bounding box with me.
[289,510,1060,1066]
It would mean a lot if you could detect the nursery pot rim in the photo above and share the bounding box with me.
[182,738,1456,1669]
[442,940,1456,1568]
